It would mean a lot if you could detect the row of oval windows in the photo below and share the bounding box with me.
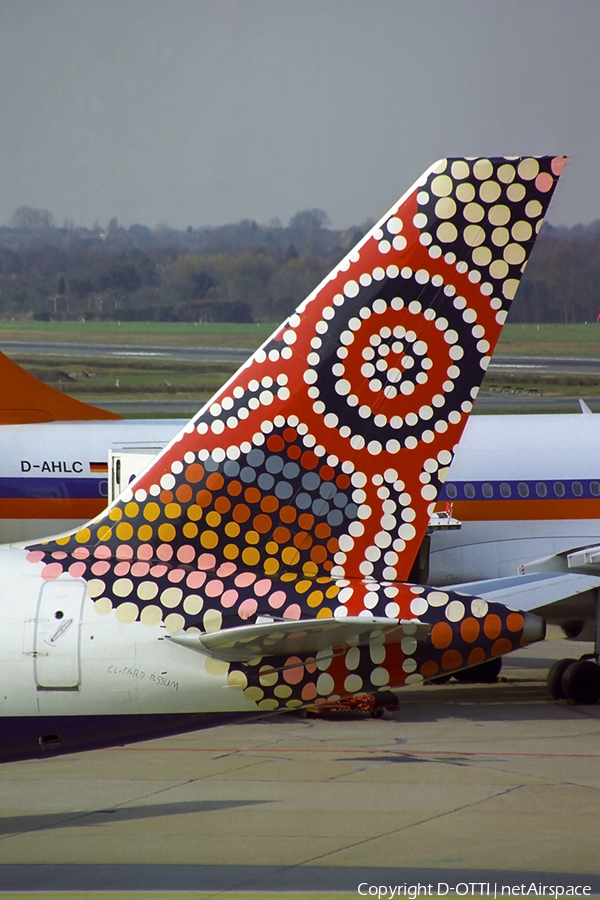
[443,481,600,500]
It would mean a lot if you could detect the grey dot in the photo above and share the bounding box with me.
[204,456,219,472]
[295,492,312,509]
[302,472,320,491]
[240,467,256,483]
[344,503,358,519]
[258,473,274,490]
[327,509,344,527]
[334,492,348,508]
[320,482,336,500]
[223,460,240,477]
[283,462,299,480]
[312,499,330,517]
[247,449,265,468]
[266,455,284,474]
[275,481,293,500]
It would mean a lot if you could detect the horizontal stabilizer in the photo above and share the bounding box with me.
[450,571,600,615]
[167,616,429,662]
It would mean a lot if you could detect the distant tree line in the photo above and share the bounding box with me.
[1,205,599,324]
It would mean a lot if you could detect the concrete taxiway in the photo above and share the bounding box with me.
[0,640,599,898]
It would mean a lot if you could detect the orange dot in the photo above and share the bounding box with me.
[315,522,331,539]
[215,495,231,514]
[460,617,480,643]
[294,531,312,550]
[176,484,192,503]
[196,490,213,508]
[206,472,224,491]
[336,474,351,489]
[245,487,261,505]
[287,445,301,459]
[442,649,463,671]
[506,613,524,633]
[298,513,314,530]
[468,647,486,666]
[233,504,251,523]
[253,514,272,534]
[483,614,502,640]
[279,506,297,524]
[185,463,204,483]
[327,537,339,554]
[283,427,297,443]
[319,465,334,481]
[491,638,513,657]
[227,480,242,496]
[301,450,317,470]
[273,526,291,544]
[267,435,285,452]
[261,495,279,513]
[420,660,439,678]
[310,545,328,564]
[431,621,453,649]
[160,490,174,504]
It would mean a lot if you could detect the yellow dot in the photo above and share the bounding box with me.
[205,510,221,527]
[224,543,239,560]
[124,502,139,518]
[295,580,312,594]
[183,522,198,539]
[116,522,134,541]
[97,525,112,542]
[165,503,182,520]
[187,505,203,522]
[109,508,122,521]
[258,698,280,710]
[264,558,279,575]
[280,572,297,582]
[316,607,333,618]
[317,576,332,584]
[200,530,218,549]
[158,522,176,542]
[75,528,91,544]
[242,547,260,566]
[55,535,71,546]
[243,686,264,703]
[307,590,323,608]
[259,666,278,687]
[282,547,300,566]
[265,541,278,554]
[225,521,240,537]
[227,670,247,690]
[164,613,185,634]
[302,561,318,578]
[144,502,160,522]
[245,530,259,545]
[326,585,339,598]
[137,524,153,541]
[274,684,292,699]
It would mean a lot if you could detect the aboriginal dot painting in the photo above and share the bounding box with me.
[26,157,563,705]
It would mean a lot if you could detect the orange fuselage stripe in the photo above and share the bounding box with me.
[452,498,600,522]
[0,498,104,520]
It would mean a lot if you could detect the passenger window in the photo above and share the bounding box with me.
[536,482,547,497]
[464,483,476,499]
[554,482,565,497]
[482,483,493,498]
[518,483,529,498]
[500,483,511,498]
[572,482,583,497]
[445,484,457,499]
[591,482,600,497]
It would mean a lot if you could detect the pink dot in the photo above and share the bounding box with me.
[52,551,67,560]
[535,172,553,193]
[235,572,256,588]
[283,656,304,684]
[94,546,111,559]
[217,562,237,577]
[116,544,133,560]
[114,561,131,576]
[551,156,566,176]
[69,561,87,578]
[186,571,206,589]
[283,604,301,620]
[92,560,110,576]
[205,579,224,597]
[254,578,272,597]
[305,659,317,674]
[238,598,258,620]
[268,590,286,609]
[168,568,186,583]
[198,553,216,571]
[131,561,150,578]
[221,589,238,608]
[26,551,45,564]
[72,547,90,560]
[137,544,154,560]
[42,562,63,580]
[177,545,196,564]
[301,682,317,700]
[150,564,168,578]
[157,544,173,562]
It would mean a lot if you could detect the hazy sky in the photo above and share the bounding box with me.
[1,0,599,230]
